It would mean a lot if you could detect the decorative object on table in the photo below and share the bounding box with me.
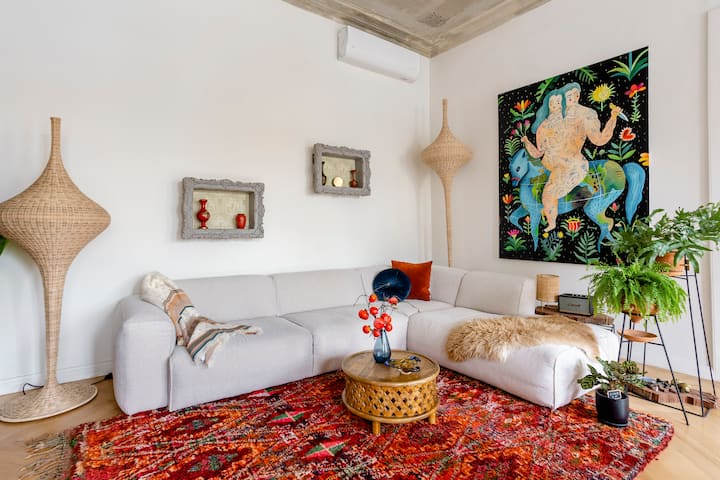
[584,262,686,323]
[140,272,261,366]
[196,198,211,229]
[371,267,412,302]
[498,47,649,265]
[386,355,421,374]
[357,291,398,364]
[342,350,438,434]
[535,273,559,313]
[446,315,599,363]
[390,259,431,300]
[557,293,593,316]
[235,213,247,229]
[609,202,720,274]
[0,117,110,422]
[25,369,674,479]
[578,358,645,427]
[181,177,264,239]
[421,98,472,266]
[313,143,370,196]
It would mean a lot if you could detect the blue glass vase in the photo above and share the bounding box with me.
[373,329,391,364]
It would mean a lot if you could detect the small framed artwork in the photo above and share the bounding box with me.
[181,177,265,239]
[313,143,371,196]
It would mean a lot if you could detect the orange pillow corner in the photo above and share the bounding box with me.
[391,260,432,301]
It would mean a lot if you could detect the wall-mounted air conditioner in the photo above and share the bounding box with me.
[337,26,421,83]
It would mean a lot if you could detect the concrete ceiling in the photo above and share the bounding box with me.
[282,0,550,57]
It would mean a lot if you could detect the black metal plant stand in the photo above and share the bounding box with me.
[617,313,690,425]
[616,259,717,425]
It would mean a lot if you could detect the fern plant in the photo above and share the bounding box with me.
[583,262,687,322]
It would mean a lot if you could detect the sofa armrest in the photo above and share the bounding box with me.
[455,271,536,316]
[112,295,175,414]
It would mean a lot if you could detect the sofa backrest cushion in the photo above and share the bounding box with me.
[176,275,277,321]
[430,265,467,305]
[455,271,535,316]
[273,268,364,315]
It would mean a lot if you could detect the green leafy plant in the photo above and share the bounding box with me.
[578,358,645,392]
[574,67,597,84]
[611,202,720,273]
[583,262,687,322]
[0,235,6,255]
[608,48,648,81]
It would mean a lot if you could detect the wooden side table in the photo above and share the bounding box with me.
[341,350,439,435]
[535,305,615,331]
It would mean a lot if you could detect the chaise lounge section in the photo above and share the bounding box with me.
[112,265,619,415]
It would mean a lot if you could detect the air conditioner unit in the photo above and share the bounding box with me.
[337,26,421,83]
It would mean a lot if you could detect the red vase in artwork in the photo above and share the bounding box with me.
[196,199,210,229]
[236,213,247,229]
[349,169,359,188]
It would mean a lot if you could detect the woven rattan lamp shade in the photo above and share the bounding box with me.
[536,274,560,303]
[0,118,110,422]
[421,99,472,266]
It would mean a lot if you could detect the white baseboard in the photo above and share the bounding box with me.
[0,361,113,396]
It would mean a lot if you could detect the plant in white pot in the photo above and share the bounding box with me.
[578,358,645,427]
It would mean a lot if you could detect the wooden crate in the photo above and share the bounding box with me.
[629,384,717,410]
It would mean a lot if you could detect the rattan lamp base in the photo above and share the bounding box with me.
[0,382,97,423]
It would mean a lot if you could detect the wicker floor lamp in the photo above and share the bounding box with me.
[421,99,472,266]
[0,117,110,422]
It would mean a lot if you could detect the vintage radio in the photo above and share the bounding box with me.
[558,293,593,316]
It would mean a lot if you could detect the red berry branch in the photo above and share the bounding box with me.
[358,292,398,337]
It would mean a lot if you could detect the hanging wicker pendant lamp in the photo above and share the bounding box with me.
[0,117,110,422]
[421,99,472,266]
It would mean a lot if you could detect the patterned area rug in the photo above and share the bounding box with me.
[25,369,672,479]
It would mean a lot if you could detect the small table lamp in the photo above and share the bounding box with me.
[536,274,560,314]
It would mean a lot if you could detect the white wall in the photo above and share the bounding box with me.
[0,0,431,394]
[429,0,720,377]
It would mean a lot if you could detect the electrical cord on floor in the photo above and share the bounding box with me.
[21,373,112,393]
[22,383,42,394]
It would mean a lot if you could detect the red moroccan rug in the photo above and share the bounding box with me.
[25,369,672,479]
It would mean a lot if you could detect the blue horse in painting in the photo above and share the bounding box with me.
[507,149,646,250]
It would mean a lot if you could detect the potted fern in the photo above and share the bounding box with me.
[578,358,645,427]
[583,262,687,322]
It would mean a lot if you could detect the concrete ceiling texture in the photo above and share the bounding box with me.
[282,0,550,57]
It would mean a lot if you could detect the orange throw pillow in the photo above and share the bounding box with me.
[391,260,432,301]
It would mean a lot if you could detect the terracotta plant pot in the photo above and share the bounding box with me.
[623,303,659,323]
[656,251,687,277]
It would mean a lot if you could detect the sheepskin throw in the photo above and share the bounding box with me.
[446,315,599,363]
[141,272,262,366]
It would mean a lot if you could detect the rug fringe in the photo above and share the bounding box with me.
[20,433,71,480]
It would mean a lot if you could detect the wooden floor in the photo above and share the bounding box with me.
[1,367,718,479]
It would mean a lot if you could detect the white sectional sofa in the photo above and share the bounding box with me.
[112,265,619,415]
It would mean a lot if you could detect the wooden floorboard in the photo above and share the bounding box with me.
[1,367,718,479]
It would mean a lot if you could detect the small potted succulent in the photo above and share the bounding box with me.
[578,358,645,427]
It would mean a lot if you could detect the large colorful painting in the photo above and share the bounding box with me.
[498,47,649,264]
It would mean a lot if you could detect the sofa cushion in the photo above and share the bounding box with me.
[283,306,409,375]
[455,271,535,316]
[429,265,467,305]
[168,316,312,411]
[391,260,432,300]
[176,274,277,321]
[273,268,365,315]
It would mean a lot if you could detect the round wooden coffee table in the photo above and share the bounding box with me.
[341,350,439,435]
